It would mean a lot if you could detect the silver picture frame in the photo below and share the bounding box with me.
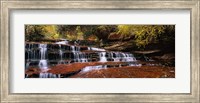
[0,0,199,102]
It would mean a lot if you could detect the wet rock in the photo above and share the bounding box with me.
[47,52,60,60]
[29,61,40,66]
[25,67,41,77]
[70,66,175,78]
[25,42,175,78]
[108,32,122,41]
[60,45,71,50]
[80,46,88,51]
[161,54,175,60]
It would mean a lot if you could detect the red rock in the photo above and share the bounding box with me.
[69,66,175,78]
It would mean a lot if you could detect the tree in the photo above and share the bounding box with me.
[25,25,59,41]
[25,25,175,51]
[117,25,168,48]
[25,25,46,41]
[57,25,77,39]
[43,25,59,39]
[92,25,117,42]
[76,26,84,40]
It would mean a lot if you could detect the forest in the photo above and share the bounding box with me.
[25,25,175,78]
[25,25,175,50]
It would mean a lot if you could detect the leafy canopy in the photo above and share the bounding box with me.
[25,25,174,48]
[117,25,170,47]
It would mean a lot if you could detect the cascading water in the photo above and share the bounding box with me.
[107,52,136,62]
[58,44,65,64]
[56,39,68,64]
[25,42,138,78]
[99,52,107,62]
[55,39,68,44]
[120,53,135,62]
[81,65,107,72]
[38,60,48,69]
[38,44,54,78]
[90,47,105,51]
[71,46,75,52]
[59,45,63,60]
[38,44,48,69]
[39,44,47,59]
[71,46,88,62]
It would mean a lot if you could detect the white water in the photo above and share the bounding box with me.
[71,46,88,63]
[90,47,105,51]
[121,53,136,62]
[129,63,142,66]
[26,43,138,78]
[99,52,107,62]
[39,44,47,59]
[73,52,88,62]
[88,47,136,62]
[81,63,140,73]
[38,44,48,70]
[71,46,75,52]
[55,39,68,44]
[59,45,63,60]
[81,65,107,72]
[38,60,48,69]
[88,47,91,50]
[39,73,57,78]
[108,52,136,62]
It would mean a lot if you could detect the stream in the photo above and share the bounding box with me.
[25,40,141,78]
[25,40,174,78]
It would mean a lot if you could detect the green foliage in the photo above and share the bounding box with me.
[92,25,117,42]
[56,25,77,39]
[56,25,86,40]
[117,25,168,48]
[25,25,175,50]
[117,25,133,38]
[76,26,84,40]
[43,25,59,39]
[25,25,59,41]
[25,25,46,41]
[53,33,60,39]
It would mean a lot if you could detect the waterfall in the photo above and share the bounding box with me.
[39,60,48,69]
[26,43,137,66]
[99,52,107,62]
[113,52,120,62]
[39,44,47,59]
[25,42,138,78]
[38,44,48,69]
[58,44,65,64]
[71,46,75,52]
[105,52,137,62]
[71,45,88,63]
[59,45,63,60]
